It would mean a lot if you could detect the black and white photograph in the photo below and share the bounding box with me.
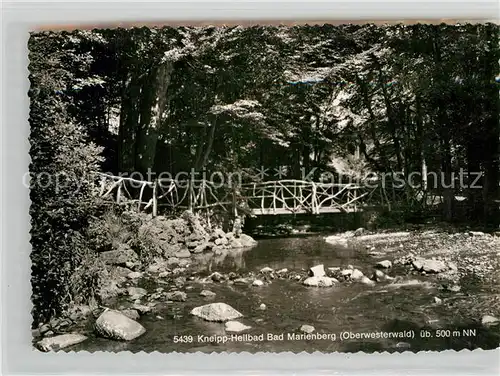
[27,21,500,354]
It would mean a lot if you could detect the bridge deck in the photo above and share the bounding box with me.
[250,207,362,215]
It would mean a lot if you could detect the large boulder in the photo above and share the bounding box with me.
[100,245,139,267]
[239,234,257,247]
[190,302,243,322]
[95,310,146,341]
[303,276,337,287]
[36,333,87,352]
[309,264,326,277]
[412,258,448,273]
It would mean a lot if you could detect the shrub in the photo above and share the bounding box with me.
[29,32,104,325]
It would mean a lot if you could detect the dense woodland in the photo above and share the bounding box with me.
[29,24,499,323]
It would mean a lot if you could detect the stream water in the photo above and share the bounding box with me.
[73,235,500,353]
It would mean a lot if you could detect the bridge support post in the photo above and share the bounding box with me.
[232,185,238,218]
[312,182,318,214]
[152,179,158,217]
[188,176,193,211]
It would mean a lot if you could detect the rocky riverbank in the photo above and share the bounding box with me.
[32,225,500,352]
[32,210,258,351]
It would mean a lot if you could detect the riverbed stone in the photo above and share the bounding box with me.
[186,240,201,249]
[259,303,267,311]
[200,290,216,297]
[359,276,376,286]
[228,238,243,248]
[277,268,288,274]
[252,279,264,287]
[260,267,274,273]
[67,304,93,322]
[354,227,366,236]
[371,270,385,281]
[127,287,147,298]
[215,237,228,246]
[350,269,364,281]
[120,309,140,321]
[481,315,499,326]
[210,272,224,282]
[433,297,442,305]
[324,235,350,247]
[341,269,353,278]
[190,302,243,322]
[193,242,211,254]
[233,278,250,285]
[214,228,226,238]
[387,279,434,289]
[36,333,87,352]
[166,257,181,267]
[225,321,251,333]
[95,310,146,341]
[309,264,326,277]
[165,291,187,302]
[376,260,392,269]
[132,304,151,314]
[303,276,336,287]
[127,271,143,279]
[300,325,315,334]
[175,249,192,258]
[39,324,51,335]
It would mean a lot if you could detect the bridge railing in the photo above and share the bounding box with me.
[240,180,370,215]
[96,173,412,216]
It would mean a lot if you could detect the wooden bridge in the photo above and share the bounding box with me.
[96,173,398,217]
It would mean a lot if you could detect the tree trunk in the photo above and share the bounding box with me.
[118,76,141,172]
[481,25,500,226]
[135,62,174,174]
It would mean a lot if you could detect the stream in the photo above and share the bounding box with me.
[72,235,500,353]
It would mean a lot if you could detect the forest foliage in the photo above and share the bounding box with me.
[28,24,499,322]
